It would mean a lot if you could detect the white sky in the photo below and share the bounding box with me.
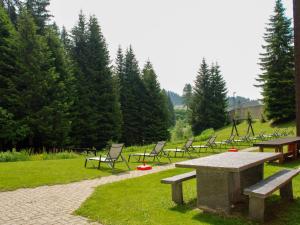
[49,0,293,99]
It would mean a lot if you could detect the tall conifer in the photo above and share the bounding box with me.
[256,0,295,122]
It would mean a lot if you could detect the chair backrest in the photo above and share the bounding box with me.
[150,141,166,155]
[107,144,124,160]
[183,138,194,149]
[207,135,217,145]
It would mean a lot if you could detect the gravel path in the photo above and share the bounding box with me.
[0,164,175,225]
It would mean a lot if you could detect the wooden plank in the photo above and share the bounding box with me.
[253,137,300,147]
[161,171,196,184]
[244,169,300,198]
[175,152,280,172]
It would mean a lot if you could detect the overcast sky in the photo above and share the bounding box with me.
[49,0,293,99]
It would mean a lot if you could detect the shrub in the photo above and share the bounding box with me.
[194,128,215,142]
[41,151,79,160]
[0,150,30,162]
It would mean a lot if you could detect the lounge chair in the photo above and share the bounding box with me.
[215,134,235,148]
[84,143,130,172]
[192,135,217,152]
[234,134,252,145]
[164,138,194,157]
[128,141,171,163]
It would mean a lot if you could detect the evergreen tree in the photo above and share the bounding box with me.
[165,91,176,128]
[60,26,71,51]
[119,46,145,145]
[43,25,74,148]
[191,59,212,135]
[0,4,28,149]
[70,14,121,148]
[256,0,295,122]
[182,84,193,109]
[15,8,61,149]
[209,63,228,129]
[142,61,170,143]
[25,0,51,34]
[0,0,20,25]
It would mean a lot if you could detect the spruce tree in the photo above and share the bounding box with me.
[0,4,28,149]
[70,14,121,148]
[119,46,145,145]
[164,91,176,128]
[182,84,193,109]
[209,63,228,129]
[0,0,20,25]
[142,61,170,143]
[256,0,295,122]
[15,8,60,149]
[25,0,51,34]
[191,59,212,135]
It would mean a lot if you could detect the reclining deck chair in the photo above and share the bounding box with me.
[128,141,171,163]
[164,138,194,158]
[215,134,236,148]
[85,144,130,172]
[192,135,217,152]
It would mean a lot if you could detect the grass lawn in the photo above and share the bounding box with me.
[0,120,295,191]
[76,160,300,225]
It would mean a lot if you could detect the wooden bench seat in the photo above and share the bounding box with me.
[244,169,300,222]
[161,171,196,204]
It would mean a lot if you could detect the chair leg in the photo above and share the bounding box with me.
[128,155,131,162]
[84,159,88,167]
[121,155,130,170]
[98,160,101,169]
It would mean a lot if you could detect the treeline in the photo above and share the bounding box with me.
[182,59,228,135]
[0,0,175,151]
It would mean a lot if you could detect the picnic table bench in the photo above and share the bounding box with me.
[161,171,196,204]
[244,169,300,222]
[253,137,300,163]
[175,152,280,213]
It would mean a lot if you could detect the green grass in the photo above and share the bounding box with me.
[76,160,300,225]
[0,120,295,191]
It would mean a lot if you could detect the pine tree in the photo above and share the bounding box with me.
[119,46,146,145]
[256,0,295,122]
[60,26,71,52]
[43,25,74,148]
[0,4,28,149]
[182,84,193,109]
[0,0,20,25]
[191,59,212,135]
[15,8,61,150]
[165,91,176,128]
[142,61,170,143]
[25,0,51,34]
[209,63,228,129]
[70,14,121,148]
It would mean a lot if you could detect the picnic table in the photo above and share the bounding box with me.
[253,137,300,163]
[175,152,280,214]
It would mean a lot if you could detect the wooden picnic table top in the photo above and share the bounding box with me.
[253,137,300,147]
[175,152,280,172]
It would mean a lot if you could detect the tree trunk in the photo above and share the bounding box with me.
[294,0,300,136]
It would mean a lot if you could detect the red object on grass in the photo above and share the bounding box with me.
[137,164,152,171]
[228,148,238,152]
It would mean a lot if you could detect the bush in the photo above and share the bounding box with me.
[41,151,79,160]
[171,120,193,141]
[0,150,30,162]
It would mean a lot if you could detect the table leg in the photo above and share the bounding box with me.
[259,146,264,152]
[278,146,284,163]
[196,169,232,214]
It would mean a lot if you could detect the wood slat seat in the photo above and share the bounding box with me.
[244,169,300,222]
[161,171,196,204]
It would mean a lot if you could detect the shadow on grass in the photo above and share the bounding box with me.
[169,198,197,213]
[267,159,300,169]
